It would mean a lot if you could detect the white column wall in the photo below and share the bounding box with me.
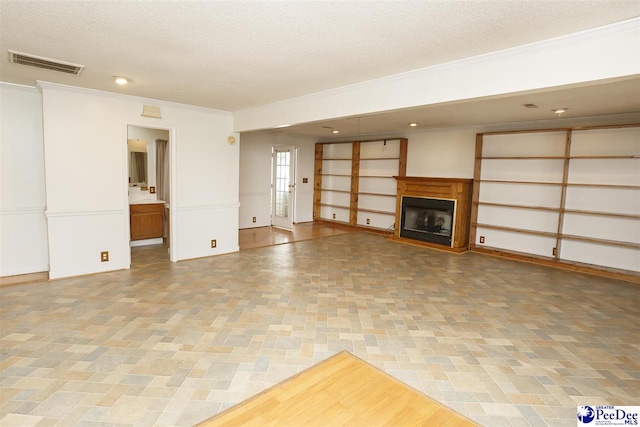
[0,83,49,276]
[38,82,238,278]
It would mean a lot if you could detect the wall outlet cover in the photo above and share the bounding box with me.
[211,239,217,248]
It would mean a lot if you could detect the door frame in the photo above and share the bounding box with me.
[271,145,297,229]
[123,124,177,267]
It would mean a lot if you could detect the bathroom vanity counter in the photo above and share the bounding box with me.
[130,201,165,241]
[130,199,165,205]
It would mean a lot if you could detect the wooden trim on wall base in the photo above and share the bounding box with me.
[470,245,640,284]
[0,271,49,287]
[313,218,392,236]
[389,236,468,254]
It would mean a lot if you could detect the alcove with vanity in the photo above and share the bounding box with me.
[128,125,170,250]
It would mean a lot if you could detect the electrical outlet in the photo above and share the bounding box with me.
[100,251,109,262]
[552,247,557,256]
[211,239,217,248]
[332,213,336,219]
[479,236,485,244]
[252,217,256,223]
[366,218,370,225]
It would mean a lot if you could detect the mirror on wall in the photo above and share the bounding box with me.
[128,139,148,186]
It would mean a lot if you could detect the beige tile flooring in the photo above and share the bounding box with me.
[1,232,638,426]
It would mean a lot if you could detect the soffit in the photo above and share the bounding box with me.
[274,77,640,139]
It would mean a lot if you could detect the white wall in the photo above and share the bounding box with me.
[0,83,49,276]
[38,82,238,278]
[239,131,315,229]
[404,129,476,178]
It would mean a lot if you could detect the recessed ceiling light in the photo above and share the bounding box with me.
[332,130,340,134]
[409,123,418,127]
[275,124,291,128]
[113,76,128,85]
[523,103,538,109]
[552,108,568,114]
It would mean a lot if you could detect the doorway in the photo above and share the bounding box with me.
[127,125,171,266]
[271,146,297,230]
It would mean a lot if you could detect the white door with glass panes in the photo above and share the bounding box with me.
[272,146,296,229]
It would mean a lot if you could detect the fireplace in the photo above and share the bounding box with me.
[392,177,473,252]
[400,197,455,246]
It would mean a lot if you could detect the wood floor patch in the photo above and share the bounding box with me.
[197,351,477,426]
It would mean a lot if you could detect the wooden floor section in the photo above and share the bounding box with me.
[198,351,477,427]
[239,221,357,251]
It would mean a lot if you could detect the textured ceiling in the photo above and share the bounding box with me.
[1,0,639,114]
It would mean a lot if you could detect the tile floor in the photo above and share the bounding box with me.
[1,232,638,426]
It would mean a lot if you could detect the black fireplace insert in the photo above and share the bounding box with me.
[400,196,455,246]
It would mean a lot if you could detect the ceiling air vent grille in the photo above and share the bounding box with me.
[8,50,85,75]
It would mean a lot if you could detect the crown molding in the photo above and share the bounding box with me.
[35,80,233,116]
[315,113,640,142]
[0,81,41,92]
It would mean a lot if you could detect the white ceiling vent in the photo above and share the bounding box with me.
[8,50,85,75]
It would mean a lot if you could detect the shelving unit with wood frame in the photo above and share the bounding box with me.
[314,138,407,232]
[470,124,640,283]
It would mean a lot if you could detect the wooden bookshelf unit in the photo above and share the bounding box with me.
[314,138,407,232]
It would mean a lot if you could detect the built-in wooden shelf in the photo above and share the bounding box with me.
[481,156,565,160]
[471,123,640,283]
[314,138,407,231]
[480,179,563,186]
[562,209,640,219]
[475,201,560,212]
[318,203,349,209]
[358,192,396,197]
[480,180,640,189]
[565,183,640,189]
[356,208,395,215]
[473,222,557,238]
[320,189,351,194]
[569,155,639,159]
[560,234,640,249]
